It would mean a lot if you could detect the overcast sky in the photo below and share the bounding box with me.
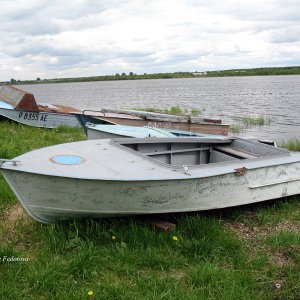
[0,0,299,81]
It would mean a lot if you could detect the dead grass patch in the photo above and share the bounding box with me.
[226,219,300,268]
[3,203,28,228]
[226,219,300,241]
[270,251,295,268]
[1,203,32,244]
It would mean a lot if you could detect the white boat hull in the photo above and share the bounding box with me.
[0,108,80,128]
[2,160,300,223]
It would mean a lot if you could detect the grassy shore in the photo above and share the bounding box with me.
[0,122,300,300]
[133,105,201,116]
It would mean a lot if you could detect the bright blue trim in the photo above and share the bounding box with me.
[0,100,14,109]
[51,155,84,165]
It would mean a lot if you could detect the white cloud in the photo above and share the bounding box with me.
[0,0,299,80]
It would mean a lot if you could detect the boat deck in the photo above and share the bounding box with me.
[2,137,297,182]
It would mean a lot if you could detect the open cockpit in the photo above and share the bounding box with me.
[114,138,289,166]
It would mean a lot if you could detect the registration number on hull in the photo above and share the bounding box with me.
[18,112,48,122]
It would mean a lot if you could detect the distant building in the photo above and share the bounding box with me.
[192,72,207,76]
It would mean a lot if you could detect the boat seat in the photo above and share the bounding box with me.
[213,145,258,159]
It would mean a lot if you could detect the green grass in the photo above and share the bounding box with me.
[230,115,271,134]
[233,115,271,127]
[229,123,242,134]
[0,124,86,159]
[280,138,300,151]
[0,121,300,299]
[0,123,85,212]
[133,105,201,116]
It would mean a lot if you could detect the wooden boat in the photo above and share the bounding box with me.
[0,86,228,134]
[0,85,84,128]
[85,123,226,139]
[78,108,230,135]
[1,137,300,223]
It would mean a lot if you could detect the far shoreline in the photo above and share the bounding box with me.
[2,66,300,86]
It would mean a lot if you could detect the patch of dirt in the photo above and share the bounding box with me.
[1,203,34,248]
[226,219,300,268]
[5,203,25,221]
[15,240,33,250]
[3,203,30,229]
[274,220,300,233]
[140,268,185,281]
[168,269,185,280]
[271,251,294,268]
[226,219,300,241]
[226,222,259,240]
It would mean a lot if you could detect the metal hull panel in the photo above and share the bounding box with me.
[86,125,173,139]
[76,113,229,135]
[0,108,80,128]
[100,116,230,135]
[86,125,228,140]
[2,160,300,223]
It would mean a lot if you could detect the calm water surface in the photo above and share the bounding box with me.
[22,75,300,142]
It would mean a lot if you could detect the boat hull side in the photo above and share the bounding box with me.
[1,162,300,223]
[100,116,229,135]
[0,108,80,128]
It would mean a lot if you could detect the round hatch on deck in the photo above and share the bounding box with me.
[50,155,85,165]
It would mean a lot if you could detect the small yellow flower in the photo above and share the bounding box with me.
[172,236,178,241]
[111,235,116,241]
[87,290,94,299]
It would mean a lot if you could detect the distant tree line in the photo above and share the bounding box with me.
[11,72,194,85]
[5,66,300,85]
[205,66,300,77]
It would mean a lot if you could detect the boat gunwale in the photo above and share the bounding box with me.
[86,123,174,138]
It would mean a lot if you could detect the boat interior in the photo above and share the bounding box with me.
[166,129,204,137]
[115,138,289,166]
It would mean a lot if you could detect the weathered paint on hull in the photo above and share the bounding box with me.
[0,108,80,128]
[77,113,229,135]
[99,116,230,135]
[2,160,300,223]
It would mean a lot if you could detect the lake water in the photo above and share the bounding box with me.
[21,75,300,142]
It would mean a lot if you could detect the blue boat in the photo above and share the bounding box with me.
[86,123,173,139]
[85,123,226,139]
[74,108,230,136]
[0,100,14,110]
